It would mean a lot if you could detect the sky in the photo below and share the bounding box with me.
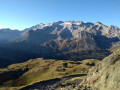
[0,0,120,30]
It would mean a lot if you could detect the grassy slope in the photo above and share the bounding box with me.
[0,58,100,90]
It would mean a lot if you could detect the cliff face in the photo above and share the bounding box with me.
[80,49,120,90]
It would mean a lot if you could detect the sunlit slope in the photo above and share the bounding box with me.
[0,58,100,89]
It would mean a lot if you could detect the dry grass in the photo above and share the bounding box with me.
[0,58,100,90]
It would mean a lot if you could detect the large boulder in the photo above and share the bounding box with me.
[80,49,120,90]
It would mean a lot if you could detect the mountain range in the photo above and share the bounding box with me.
[0,21,120,67]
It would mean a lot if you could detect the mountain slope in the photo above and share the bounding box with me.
[1,48,119,90]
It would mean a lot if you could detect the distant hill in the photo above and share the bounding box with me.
[0,28,21,44]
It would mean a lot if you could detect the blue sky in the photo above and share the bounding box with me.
[0,0,120,30]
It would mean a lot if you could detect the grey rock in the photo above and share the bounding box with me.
[81,49,120,90]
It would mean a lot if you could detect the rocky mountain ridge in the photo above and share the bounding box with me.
[0,21,120,67]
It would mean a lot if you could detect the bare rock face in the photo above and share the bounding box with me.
[81,49,120,90]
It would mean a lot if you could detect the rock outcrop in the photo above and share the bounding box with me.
[79,49,120,90]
